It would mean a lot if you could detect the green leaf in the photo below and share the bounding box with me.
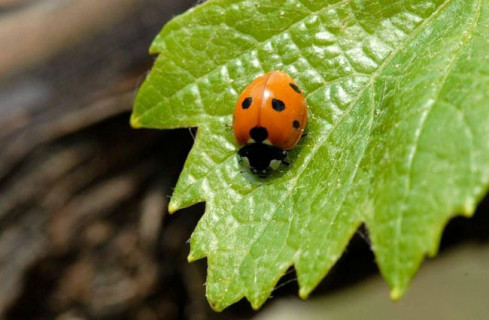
[131,0,489,311]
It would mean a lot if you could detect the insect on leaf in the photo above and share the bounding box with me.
[131,0,489,311]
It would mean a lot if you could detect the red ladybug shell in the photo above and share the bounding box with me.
[233,71,307,151]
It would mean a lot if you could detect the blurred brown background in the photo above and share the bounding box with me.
[0,1,488,319]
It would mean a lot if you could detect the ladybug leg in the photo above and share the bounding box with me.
[301,132,308,138]
[282,160,290,166]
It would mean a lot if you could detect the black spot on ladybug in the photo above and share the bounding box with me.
[249,126,268,143]
[272,99,285,112]
[289,83,301,94]
[242,97,252,109]
[293,120,300,129]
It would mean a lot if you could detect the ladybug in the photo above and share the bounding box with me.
[233,70,308,176]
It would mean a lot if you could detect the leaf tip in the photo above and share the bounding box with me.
[168,200,180,214]
[299,287,310,300]
[390,286,405,301]
[149,46,158,56]
[211,304,226,312]
[462,199,476,217]
[187,253,196,263]
[249,294,270,311]
[250,300,263,311]
[130,114,143,129]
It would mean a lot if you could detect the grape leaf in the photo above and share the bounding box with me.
[131,0,489,311]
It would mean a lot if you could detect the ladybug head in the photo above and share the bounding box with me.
[238,143,287,177]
